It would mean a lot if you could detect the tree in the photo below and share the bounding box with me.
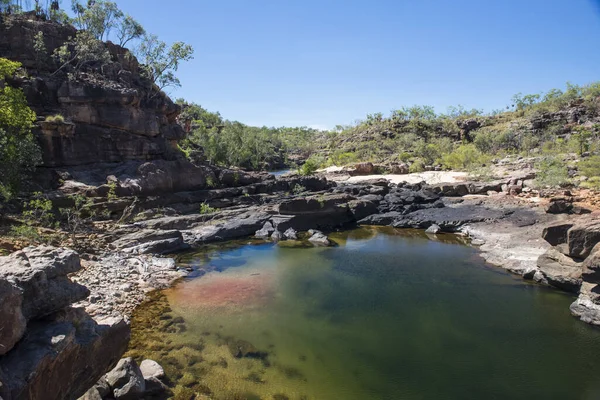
[0,58,41,199]
[115,14,144,47]
[71,0,123,41]
[52,30,111,74]
[137,34,194,93]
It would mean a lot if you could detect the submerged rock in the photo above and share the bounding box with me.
[227,339,268,360]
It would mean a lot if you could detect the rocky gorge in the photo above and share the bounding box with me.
[2,11,600,400]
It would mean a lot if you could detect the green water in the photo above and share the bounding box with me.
[128,227,600,400]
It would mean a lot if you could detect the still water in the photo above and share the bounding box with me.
[128,227,600,400]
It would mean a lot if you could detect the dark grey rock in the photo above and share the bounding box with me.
[105,357,145,400]
[536,247,583,292]
[542,223,574,246]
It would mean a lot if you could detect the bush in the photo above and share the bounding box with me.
[298,158,320,176]
[579,156,600,189]
[535,156,570,188]
[45,114,65,123]
[441,144,489,170]
[409,159,425,173]
[200,203,216,214]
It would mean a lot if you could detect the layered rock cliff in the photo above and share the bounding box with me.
[0,246,129,400]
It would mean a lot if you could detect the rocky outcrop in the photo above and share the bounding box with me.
[536,247,582,292]
[0,246,130,400]
[0,247,89,321]
[0,309,128,400]
[566,220,600,259]
[111,229,187,254]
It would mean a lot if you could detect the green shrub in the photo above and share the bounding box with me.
[45,114,65,123]
[298,158,319,176]
[579,156,600,189]
[292,184,306,195]
[441,144,489,170]
[535,156,570,188]
[200,203,216,214]
[409,159,425,173]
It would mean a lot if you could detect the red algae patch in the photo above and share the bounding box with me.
[167,270,275,312]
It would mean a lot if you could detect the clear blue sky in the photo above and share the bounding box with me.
[116,0,600,129]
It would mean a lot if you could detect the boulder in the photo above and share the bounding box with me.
[425,224,441,234]
[536,247,583,292]
[111,229,186,254]
[308,230,330,246]
[542,223,573,246]
[567,220,600,259]
[0,280,26,356]
[0,246,89,321]
[283,228,298,240]
[545,198,573,214]
[390,163,409,174]
[139,360,165,380]
[347,199,378,221]
[582,243,600,283]
[349,162,376,176]
[105,357,145,400]
[270,230,283,242]
[0,309,129,400]
[255,221,275,239]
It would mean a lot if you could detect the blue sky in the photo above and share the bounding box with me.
[115,0,600,129]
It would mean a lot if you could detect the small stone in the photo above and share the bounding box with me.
[140,359,165,380]
[270,230,283,242]
[425,224,441,234]
[283,228,298,240]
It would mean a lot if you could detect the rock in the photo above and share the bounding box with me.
[347,199,378,221]
[139,360,165,380]
[545,198,573,214]
[270,230,283,242]
[349,162,376,176]
[567,220,600,259]
[582,243,600,283]
[0,309,129,400]
[276,194,355,230]
[143,376,169,396]
[227,339,268,360]
[542,223,574,246]
[425,224,441,234]
[188,211,272,244]
[283,228,298,240]
[111,229,186,254]
[105,357,145,400]
[391,205,506,232]
[471,239,486,246]
[570,284,600,326]
[390,163,409,174]
[536,247,582,292]
[255,221,275,239]
[0,280,26,356]
[0,246,89,321]
[308,231,330,246]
